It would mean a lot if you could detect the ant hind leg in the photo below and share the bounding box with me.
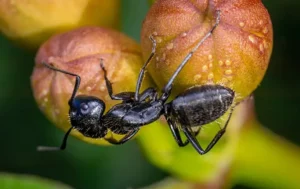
[182,126,206,155]
[201,107,234,153]
[183,107,234,155]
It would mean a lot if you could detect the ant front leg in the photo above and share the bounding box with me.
[42,62,81,106]
[105,129,139,145]
[100,59,134,102]
[164,104,189,147]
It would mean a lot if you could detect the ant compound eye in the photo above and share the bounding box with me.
[80,103,89,114]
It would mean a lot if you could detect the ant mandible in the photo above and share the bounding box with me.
[38,10,234,155]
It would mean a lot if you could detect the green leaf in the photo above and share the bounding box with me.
[140,177,197,189]
[0,173,73,189]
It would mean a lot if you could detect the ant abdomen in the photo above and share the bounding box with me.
[169,85,235,126]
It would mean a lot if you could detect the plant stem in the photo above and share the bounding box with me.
[233,124,300,189]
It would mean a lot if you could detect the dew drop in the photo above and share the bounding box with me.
[225,69,232,75]
[100,85,106,91]
[208,54,213,60]
[42,89,48,96]
[202,65,208,72]
[86,86,92,91]
[225,60,231,66]
[208,73,214,80]
[239,22,245,28]
[209,63,213,68]
[152,31,158,36]
[259,44,264,52]
[181,32,187,37]
[218,60,224,66]
[193,74,202,82]
[166,43,174,50]
[248,35,256,44]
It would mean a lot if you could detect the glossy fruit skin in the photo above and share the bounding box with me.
[141,0,273,101]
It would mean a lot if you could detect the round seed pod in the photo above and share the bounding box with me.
[31,26,152,145]
[141,0,273,102]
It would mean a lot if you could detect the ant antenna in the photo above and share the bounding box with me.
[37,127,73,151]
[42,62,81,106]
[134,35,157,101]
[37,61,81,152]
[161,10,221,96]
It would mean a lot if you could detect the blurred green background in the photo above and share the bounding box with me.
[0,0,299,189]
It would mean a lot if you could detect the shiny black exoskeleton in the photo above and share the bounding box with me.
[38,10,234,155]
[164,85,234,154]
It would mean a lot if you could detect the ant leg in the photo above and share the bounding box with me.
[115,88,158,103]
[167,118,189,147]
[37,127,73,151]
[139,87,158,102]
[105,129,139,145]
[182,107,233,155]
[100,59,133,101]
[201,107,234,153]
[134,35,157,101]
[182,126,206,154]
[160,10,221,101]
[42,62,80,106]
[164,104,189,146]
[113,92,135,102]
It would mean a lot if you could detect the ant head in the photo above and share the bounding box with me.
[69,95,107,138]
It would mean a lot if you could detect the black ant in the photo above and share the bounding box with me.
[38,10,235,155]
